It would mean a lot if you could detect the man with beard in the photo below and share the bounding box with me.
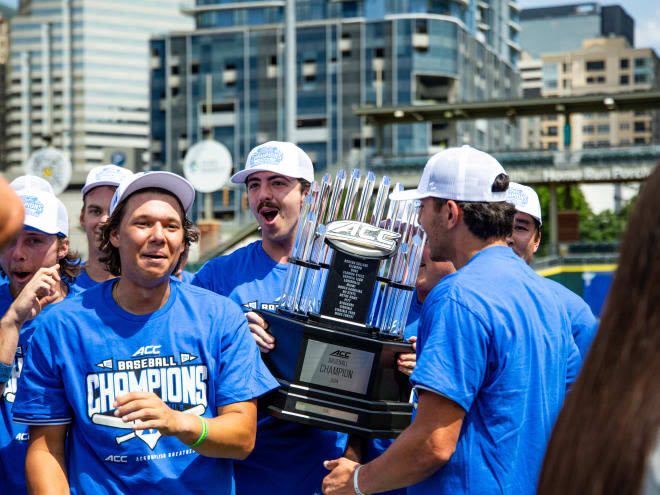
[323,145,580,495]
[193,141,348,495]
[73,165,133,290]
[0,187,81,494]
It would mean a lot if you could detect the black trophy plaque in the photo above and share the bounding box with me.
[319,251,379,331]
[258,311,413,438]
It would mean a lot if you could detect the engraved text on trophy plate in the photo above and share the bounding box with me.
[299,339,375,394]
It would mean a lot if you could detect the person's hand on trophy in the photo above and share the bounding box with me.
[246,310,275,352]
[396,336,417,376]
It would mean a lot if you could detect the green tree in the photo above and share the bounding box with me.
[534,184,591,253]
[579,194,637,242]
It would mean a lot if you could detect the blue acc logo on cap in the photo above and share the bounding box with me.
[22,195,45,216]
[508,187,528,206]
[249,146,284,168]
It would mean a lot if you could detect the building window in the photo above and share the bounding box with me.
[562,79,570,89]
[546,142,558,150]
[585,60,605,71]
[597,140,610,147]
[634,121,646,132]
[547,126,558,136]
[597,124,610,133]
[340,32,351,57]
[562,62,570,72]
[583,141,595,149]
[634,57,647,68]
[634,74,648,84]
[634,137,647,144]
[224,64,237,87]
[582,125,595,134]
[620,58,629,69]
[620,122,630,130]
[620,74,629,85]
[302,59,316,82]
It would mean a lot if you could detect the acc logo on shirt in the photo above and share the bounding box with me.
[325,220,400,259]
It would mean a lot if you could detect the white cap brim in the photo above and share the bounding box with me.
[110,172,195,215]
[82,180,120,196]
[389,188,430,201]
[230,163,313,184]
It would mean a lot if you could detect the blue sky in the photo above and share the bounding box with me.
[2,0,657,53]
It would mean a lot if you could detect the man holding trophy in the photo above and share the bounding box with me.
[323,146,580,495]
[193,141,349,495]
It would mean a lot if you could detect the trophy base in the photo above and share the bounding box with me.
[257,310,413,438]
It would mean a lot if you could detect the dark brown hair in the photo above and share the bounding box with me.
[537,166,660,495]
[57,237,82,285]
[98,187,199,276]
[433,196,515,241]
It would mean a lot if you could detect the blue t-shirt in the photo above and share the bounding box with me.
[71,266,99,291]
[365,290,422,495]
[542,277,598,358]
[179,270,195,284]
[408,246,581,495]
[193,240,349,495]
[0,282,80,494]
[12,279,278,495]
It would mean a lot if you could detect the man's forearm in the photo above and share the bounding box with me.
[0,306,25,364]
[175,401,257,459]
[354,419,454,493]
[26,425,69,494]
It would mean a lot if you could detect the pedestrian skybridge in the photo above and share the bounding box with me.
[368,144,660,187]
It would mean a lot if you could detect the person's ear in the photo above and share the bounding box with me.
[110,227,120,248]
[57,237,69,260]
[445,200,461,229]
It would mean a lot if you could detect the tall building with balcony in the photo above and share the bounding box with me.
[150,0,522,184]
[4,0,192,177]
[539,37,659,151]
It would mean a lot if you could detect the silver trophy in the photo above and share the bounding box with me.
[278,169,424,339]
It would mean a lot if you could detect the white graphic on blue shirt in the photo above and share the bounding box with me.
[85,349,208,450]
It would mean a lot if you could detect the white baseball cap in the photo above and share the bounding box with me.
[82,164,134,196]
[109,171,195,215]
[10,175,54,194]
[506,182,542,226]
[19,190,69,237]
[389,145,508,203]
[230,141,314,184]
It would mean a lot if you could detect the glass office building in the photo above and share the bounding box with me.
[5,0,192,175]
[150,0,521,179]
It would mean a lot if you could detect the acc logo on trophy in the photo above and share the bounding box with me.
[325,220,400,259]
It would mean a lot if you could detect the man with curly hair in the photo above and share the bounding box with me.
[12,172,278,494]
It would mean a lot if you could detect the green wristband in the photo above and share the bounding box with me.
[189,415,208,448]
